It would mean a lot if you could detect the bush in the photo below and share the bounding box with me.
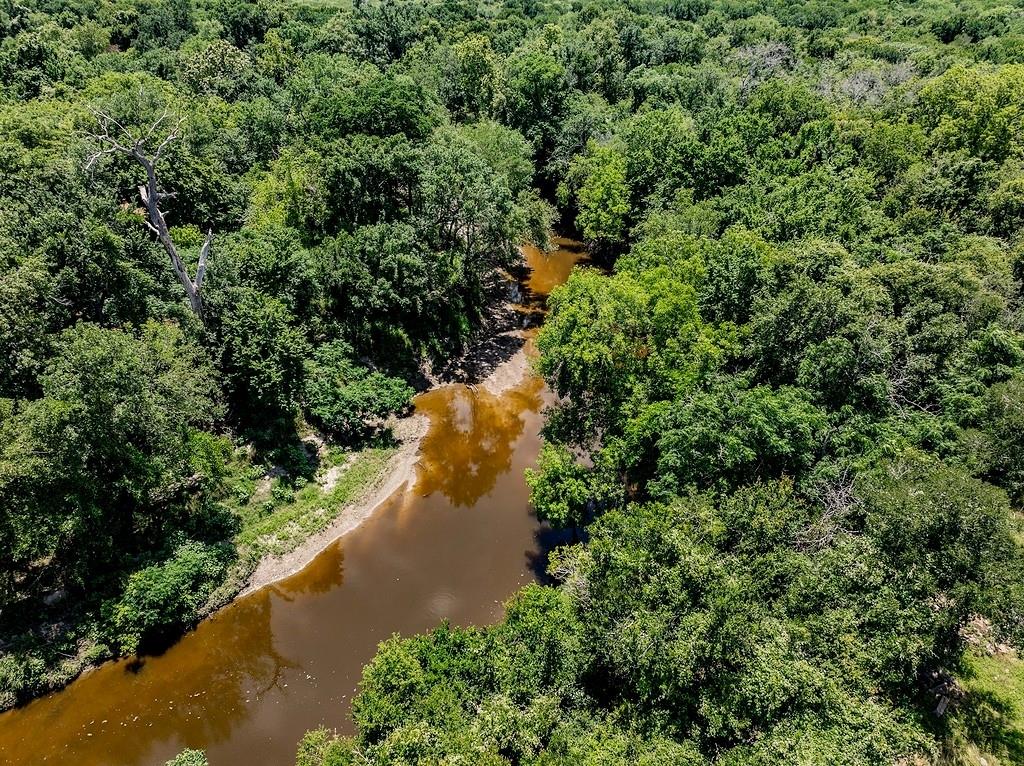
[303,341,413,441]
[166,750,209,766]
[110,542,231,654]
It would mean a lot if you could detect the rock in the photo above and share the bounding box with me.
[43,589,67,606]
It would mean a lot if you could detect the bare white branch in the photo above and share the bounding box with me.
[86,106,210,322]
[153,116,185,162]
[195,230,212,290]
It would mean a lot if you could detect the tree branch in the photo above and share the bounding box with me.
[195,230,212,290]
[87,106,210,323]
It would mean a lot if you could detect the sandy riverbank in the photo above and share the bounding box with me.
[240,327,536,597]
[240,413,429,595]
[476,329,536,396]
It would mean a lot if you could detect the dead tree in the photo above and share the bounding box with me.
[86,106,211,322]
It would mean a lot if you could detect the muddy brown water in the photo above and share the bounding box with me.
[0,239,587,766]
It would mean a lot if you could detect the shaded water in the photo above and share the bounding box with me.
[0,239,587,766]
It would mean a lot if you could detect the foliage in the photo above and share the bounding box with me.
[308,469,1024,764]
[0,0,549,706]
[560,141,630,247]
[303,340,413,440]
[165,749,209,766]
[525,444,590,529]
[219,289,308,418]
[0,322,221,603]
[3,1,1024,761]
[110,541,231,654]
[288,0,1024,762]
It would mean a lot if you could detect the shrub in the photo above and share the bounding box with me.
[303,341,413,440]
[110,542,231,654]
[166,749,209,766]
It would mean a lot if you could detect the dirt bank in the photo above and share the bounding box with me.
[240,332,536,597]
[240,413,429,596]
[477,330,535,396]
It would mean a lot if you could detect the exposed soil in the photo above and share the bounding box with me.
[239,270,540,596]
[240,413,429,596]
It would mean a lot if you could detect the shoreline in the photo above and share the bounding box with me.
[239,412,429,596]
[238,329,535,597]
[0,258,542,716]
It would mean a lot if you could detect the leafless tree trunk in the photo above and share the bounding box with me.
[86,105,211,322]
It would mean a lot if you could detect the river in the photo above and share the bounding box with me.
[0,238,587,766]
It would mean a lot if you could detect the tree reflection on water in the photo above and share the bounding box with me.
[413,377,543,507]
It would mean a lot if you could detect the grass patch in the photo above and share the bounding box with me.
[943,649,1024,765]
[234,446,395,557]
[202,441,396,609]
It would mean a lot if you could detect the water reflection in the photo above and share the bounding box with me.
[521,237,590,313]
[275,542,346,599]
[413,377,543,507]
[0,589,297,765]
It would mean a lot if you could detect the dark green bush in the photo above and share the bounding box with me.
[109,542,231,654]
[303,341,413,441]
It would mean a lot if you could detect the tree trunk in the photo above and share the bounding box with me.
[136,159,210,322]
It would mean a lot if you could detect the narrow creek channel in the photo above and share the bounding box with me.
[0,239,588,766]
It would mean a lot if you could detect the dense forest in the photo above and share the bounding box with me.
[0,0,553,707]
[289,0,1024,764]
[1,0,1024,764]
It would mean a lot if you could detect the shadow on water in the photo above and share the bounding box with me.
[0,590,302,766]
[526,522,590,585]
[434,332,527,389]
[274,543,347,600]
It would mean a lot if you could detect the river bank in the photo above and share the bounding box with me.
[238,335,538,597]
[237,233,583,596]
[241,250,550,595]
[0,240,589,766]
[0,439,406,714]
[0,242,557,716]
[240,414,428,596]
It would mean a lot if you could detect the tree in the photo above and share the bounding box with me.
[501,50,567,153]
[219,289,308,418]
[0,257,51,400]
[310,222,433,354]
[302,340,412,441]
[0,322,221,603]
[132,0,196,52]
[87,102,213,322]
[981,374,1024,507]
[110,541,231,653]
[347,0,427,67]
[415,128,522,295]
[560,142,630,248]
[179,39,254,100]
[537,266,711,431]
[622,106,706,205]
[917,64,1024,162]
[526,443,591,529]
[443,35,503,119]
[211,0,277,47]
[457,121,534,195]
[652,381,826,497]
